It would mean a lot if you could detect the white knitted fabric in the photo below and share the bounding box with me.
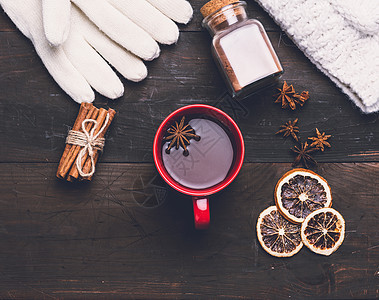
[42,0,71,47]
[255,0,379,113]
[1,0,193,103]
[42,0,193,48]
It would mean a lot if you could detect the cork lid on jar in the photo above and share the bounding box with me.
[200,0,238,18]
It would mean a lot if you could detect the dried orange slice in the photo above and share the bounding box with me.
[275,169,332,223]
[301,207,345,256]
[256,206,303,257]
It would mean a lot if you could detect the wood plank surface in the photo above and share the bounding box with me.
[0,162,377,299]
[0,0,378,299]
[0,6,378,164]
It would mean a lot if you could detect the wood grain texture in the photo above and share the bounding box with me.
[0,163,377,299]
[0,31,377,163]
[0,0,378,298]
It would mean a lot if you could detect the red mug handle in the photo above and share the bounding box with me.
[192,197,210,229]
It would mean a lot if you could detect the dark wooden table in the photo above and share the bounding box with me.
[0,1,378,299]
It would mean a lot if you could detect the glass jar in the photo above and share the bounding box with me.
[201,0,283,99]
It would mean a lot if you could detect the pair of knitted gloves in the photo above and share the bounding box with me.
[0,0,192,103]
[256,0,379,113]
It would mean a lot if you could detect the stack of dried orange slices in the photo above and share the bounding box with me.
[256,168,345,257]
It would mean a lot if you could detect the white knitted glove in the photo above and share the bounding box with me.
[42,0,71,47]
[255,0,379,113]
[1,0,193,103]
[42,0,193,47]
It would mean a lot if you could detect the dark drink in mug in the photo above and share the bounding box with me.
[153,105,245,229]
[162,117,235,190]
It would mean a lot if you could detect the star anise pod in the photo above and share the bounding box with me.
[293,91,310,106]
[276,118,299,141]
[308,128,331,151]
[274,81,296,110]
[164,116,200,156]
[291,142,318,168]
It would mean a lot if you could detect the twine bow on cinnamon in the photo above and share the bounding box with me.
[66,113,110,178]
[56,103,116,182]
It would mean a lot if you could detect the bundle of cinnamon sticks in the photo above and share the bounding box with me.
[57,103,116,182]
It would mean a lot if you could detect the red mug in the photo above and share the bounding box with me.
[153,104,245,229]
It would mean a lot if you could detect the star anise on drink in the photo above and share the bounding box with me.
[308,128,331,151]
[276,118,299,141]
[293,91,310,107]
[274,81,296,110]
[291,142,318,168]
[164,116,200,156]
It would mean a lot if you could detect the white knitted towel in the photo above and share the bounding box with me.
[254,0,379,113]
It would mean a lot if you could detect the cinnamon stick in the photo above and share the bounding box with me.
[82,108,116,181]
[56,103,92,179]
[57,104,98,179]
[67,108,108,181]
[57,104,116,182]
[65,106,99,182]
